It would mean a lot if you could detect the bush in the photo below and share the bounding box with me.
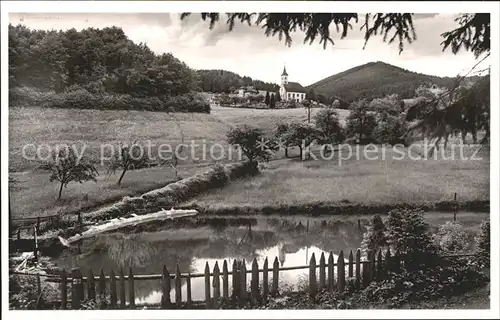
[385,208,439,269]
[10,86,210,113]
[475,219,490,268]
[432,221,470,254]
[227,125,276,162]
[359,258,487,308]
[360,215,387,257]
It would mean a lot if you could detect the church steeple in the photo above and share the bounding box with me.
[281,65,288,85]
[281,66,288,76]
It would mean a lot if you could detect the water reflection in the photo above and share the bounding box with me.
[55,216,367,304]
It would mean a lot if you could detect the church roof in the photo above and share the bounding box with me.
[284,81,307,93]
[281,66,288,76]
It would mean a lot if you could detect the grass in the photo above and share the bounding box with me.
[188,147,489,207]
[9,104,489,220]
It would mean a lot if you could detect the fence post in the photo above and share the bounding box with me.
[232,260,239,308]
[272,257,279,297]
[240,260,247,306]
[319,252,326,289]
[454,192,457,222]
[232,260,239,307]
[309,253,316,298]
[99,269,107,308]
[71,268,83,309]
[355,249,361,289]
[251,258,260,305]
[60,269,67,310]
[33,227,38,262]
[337,251,345,292]
[119,268,126,309]
[174,265,182,307]
[376,250,383,280]
[328,252,334,290]
[161,266,171,309]
[222,260,229,300]
[369,250,376,282]
[213,262,221,304]
[17,229,20,240]
[384,248,391,278]
[186,272,192,308]
[204,262,211,309]
[110,270,117,309]
[36,217,41,233]
[128,267,135,309]
[87,269,96,301]
[347,250,354,279]
[262,258,269,303]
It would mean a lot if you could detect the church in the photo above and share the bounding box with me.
[279,66,308,102]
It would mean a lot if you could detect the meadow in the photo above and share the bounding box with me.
[8,104,489,219]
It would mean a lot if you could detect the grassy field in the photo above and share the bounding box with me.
[9,105,332,218]
[8,104,489,219]
[188,147,489,207]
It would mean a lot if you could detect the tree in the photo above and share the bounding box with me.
[265,91,270,106]
[314,108,345,154]
[345,99,377,143]
[303,100,312,123]
[279,123,320,159]
[107,142,150,185]
[306,88,316,102]
[275,90,281,102]
[361,215,387,258]
[38,148,98,199]
[269,93,276,109]
[227,125,275,162]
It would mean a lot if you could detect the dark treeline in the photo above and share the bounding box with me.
[8,24,209,113]
[197,69,279,93]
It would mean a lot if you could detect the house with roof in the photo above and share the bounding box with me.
[236,86,260,98]
[279,66,308,102]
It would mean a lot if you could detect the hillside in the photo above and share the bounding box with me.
[196,69,279,93]
[307,61,457,102]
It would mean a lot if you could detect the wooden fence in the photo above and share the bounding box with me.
[26,248,414,309]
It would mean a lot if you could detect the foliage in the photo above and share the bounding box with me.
[196,69,279,93]
[278,123,320,159]
[38,148,98,199]
[359,258,488,308]
[441,13,490,58]
[107,142,151,185]
[8,24,209,113]
[385,208,439,269]
[432,221,470,254]
[10,86,210,113]
[9,274,60,310]
[269,93,276,109]
[360,215,387,257]
[181,13,416,52]
[227,125,275,162]
[265,91,270,106]
[474,219,490,268]
[372,99,407,145]
[306,88,316,101]
[345,99,377,143]
[314,108,345,146]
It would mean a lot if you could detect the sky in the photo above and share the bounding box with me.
[8,13,489,86]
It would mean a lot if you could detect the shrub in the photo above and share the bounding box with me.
[475,219,490,268]
[360,215,387,257]
[432,221,470,254]
[372,112,407,145]
[385,208,439,269]
[314,108,345,150]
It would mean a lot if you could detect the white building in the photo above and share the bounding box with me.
[279,66,307,102]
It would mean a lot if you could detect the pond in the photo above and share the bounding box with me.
[54,212,487,305]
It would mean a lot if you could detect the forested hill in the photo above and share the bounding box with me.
[196,69,279,93]
[8,24,209,113]
[307,61,459,102]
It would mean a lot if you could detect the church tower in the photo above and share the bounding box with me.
[281,65,288,85]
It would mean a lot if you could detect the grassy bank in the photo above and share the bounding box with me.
[188,147,489,207]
